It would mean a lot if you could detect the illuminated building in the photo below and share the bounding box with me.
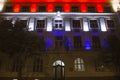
[0,0,120,80]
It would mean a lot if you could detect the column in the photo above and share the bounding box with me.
[47,18,52,31]
[100,18,107,32]
[28,18,35,31]
[83,18,89,31]
[65,18,71,31]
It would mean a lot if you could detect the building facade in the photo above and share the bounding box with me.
[0,0,120,80]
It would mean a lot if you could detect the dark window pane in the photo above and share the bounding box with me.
[104,6,112,12]
[71,6,79,12]
[21,6,30,12]
[37,20,45,28]
[38,6,46,12]
[54,6,63,12]
[90,20,98,28]
[92,36,101,48]
[88,6,96,12]
[5,6,13,12]
[72,20,81,28]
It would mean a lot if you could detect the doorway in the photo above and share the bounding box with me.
[53,60,65,80]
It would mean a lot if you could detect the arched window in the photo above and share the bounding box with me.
[74,58,85,71]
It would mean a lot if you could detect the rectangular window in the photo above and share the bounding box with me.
[55,36,63,49]
[38,6,46,12]
[107,20,115,28]
[90,20,98,32]
[20,20,27,28]
[107,20,115,32]
[54,20,63,30]
[12,59,22,72]
[21,6,30,12]
[37,20,45,28]
[88,6,96,12]
[74,36,82,49]
[72,20,81,28]
[92,36,101,48]
[5,6,13,12]
[54,6,63,12]
[71,6,79,12]
[33,57,43,72]
[104,6,112,12]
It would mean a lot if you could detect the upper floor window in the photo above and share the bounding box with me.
[71,6,79,12]
[88,6,96,12]
[21,6,30,12]
[5,6,13,12]
[33,57,43,72]
[104,6,112,12]
[37,20,45,28]
[74,58,85,71]
[55,36,63,48]
[107,20,115,28]
[90,20,98,28]
[53,20,63,30]
[54,6,63,12]
[74,36,82,49]
[12,59,22,72]
[38,6,46,12]
[72,20,81,28]
[92,36,101,48]
[20,20,27,28]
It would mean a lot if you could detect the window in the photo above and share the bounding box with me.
[90,20,98,28]
[104,6,112,12]
[20,20,27,28]
[21,6,30,12]
[74,58,85,71]
[71,6,79,12]
[5,6,13,12]
[12,59,22,72]
[107,20,115,28]
[33,57,43,72]
[55,36,63,48]
[72,20,81,28]
[90,20,98,32]
[38,6,46,12]
[54,6,63,12]
[37,20,45,28]
[88,6,96,12]
[92,36,101,48]
[54,20,63,30]
[74,36,82,49]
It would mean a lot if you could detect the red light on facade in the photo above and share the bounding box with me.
[14,4,20,12]
[64,4,70,12]
[81,4,87,12]
[10,0,108,2]
[97,4,103,13]
[47,4,54,12]
[30,4,37,12]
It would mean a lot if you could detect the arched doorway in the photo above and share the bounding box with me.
[53,60,65,80]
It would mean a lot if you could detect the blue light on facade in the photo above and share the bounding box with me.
[85,41,91,50]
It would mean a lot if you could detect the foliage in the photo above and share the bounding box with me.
[0,19,45,56]
[101,35,120,67]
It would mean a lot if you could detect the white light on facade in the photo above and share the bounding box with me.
[0,0,6,12]
[57,11,61,17]
[111,0,120,12]
[47,18,52,31]
[65,19,71,31]
[34,79,39,80]
[100,18,107,32]
[83,18,89,31]
[13,79,18,80]
[28,18,35,31]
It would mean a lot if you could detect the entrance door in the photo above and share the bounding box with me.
[53,60,65,80]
